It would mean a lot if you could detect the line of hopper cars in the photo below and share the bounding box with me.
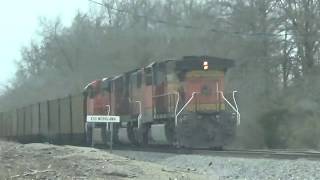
[84,56,240,148]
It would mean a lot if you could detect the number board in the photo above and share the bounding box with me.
[86,115,120,123]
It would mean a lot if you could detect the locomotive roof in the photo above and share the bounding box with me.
[151,56,234,71]
[112,74,122,80]
[145,61,156,68]
[83,79,101,91]
[176,56,234,70]
[102,77,113,89]
[181,56,234,65]
[83,56,235,91]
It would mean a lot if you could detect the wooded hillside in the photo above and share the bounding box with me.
[1,0,320,148]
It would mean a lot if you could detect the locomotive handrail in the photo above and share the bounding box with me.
[232,91,240,125]
[152,92,180,126]
[105,105,111,130]
[136,100,142,128]
[153,91,200,126]
[218,91,240,125]
[105,105,110,115]
[152,92,179,98]
[128,98,142,128]
[175,92,199,125]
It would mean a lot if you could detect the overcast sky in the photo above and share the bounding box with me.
[0,0,89,87]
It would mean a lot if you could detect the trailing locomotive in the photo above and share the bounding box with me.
[84,56,240,148]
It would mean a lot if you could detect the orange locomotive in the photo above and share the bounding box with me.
[84,56,240,148]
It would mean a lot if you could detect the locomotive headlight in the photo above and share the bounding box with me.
[203,61,208,70]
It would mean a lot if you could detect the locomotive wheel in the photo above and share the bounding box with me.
[127,123,137,145]
[134,124,149,145]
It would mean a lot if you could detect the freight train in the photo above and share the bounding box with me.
[84,56,240,148]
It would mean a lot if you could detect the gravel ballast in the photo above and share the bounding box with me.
[2,139,319,179]
[0,141,208,179]
[114,150,320,179]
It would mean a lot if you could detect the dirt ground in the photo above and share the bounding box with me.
[0,140,209,180]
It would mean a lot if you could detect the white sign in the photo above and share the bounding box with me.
[86,115,120,123]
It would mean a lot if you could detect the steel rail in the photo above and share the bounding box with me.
[108,146,320,161]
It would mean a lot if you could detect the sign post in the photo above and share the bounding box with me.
[86,115,120,152]
[110,123,113,152]
[91,123,95,147]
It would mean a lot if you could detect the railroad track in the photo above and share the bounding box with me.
[191,149,320,160]
[103,145,320,161]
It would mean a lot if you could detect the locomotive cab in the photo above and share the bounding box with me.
[175,56,239,148]
[151,56,239,148]
[176,56,233,113]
